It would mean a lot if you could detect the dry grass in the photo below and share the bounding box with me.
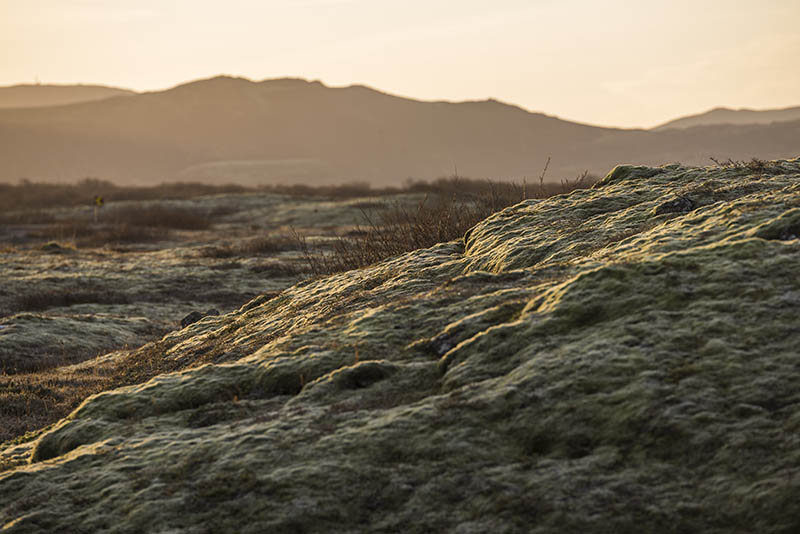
[0,364,115,446]
[0,337,210,449]
[33,222,168,247]
[198,235,297,258]
[709,157,785,175]
[299,174,598,275]
[107,205,211,230]
[27,205,212,247]
[401,173,595,199]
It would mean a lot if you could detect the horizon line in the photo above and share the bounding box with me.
[2,73,799,131]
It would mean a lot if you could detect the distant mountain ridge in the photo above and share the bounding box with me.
[653,105,800,131]
[0,84,136,109]
[0,75,797,185]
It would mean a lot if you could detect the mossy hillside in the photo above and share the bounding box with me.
[2,160,800,532]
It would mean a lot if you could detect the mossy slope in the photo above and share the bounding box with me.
[2,160,800,533]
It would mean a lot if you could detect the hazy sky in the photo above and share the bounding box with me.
[2,0,798,128]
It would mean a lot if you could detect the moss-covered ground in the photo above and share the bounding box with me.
[2,160,800,532]
[0,192,425,443]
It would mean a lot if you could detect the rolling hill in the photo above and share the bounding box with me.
[0,76,798,185]
[653,105,800,131]
[0,84,135,109]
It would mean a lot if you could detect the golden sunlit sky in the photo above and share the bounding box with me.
[2,0,799,128]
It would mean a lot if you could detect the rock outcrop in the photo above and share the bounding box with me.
[2,159,800,533]
[180,309,220,329]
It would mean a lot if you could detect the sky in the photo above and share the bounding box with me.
[1,0,799,128]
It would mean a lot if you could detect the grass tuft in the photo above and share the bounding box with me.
[709,157,785,175]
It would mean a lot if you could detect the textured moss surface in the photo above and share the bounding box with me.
[2,160,800,532]
[1,192,418,372]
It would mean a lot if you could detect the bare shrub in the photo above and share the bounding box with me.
[296,194,497,275]
[709,157,783,174]
[298,174,598,275]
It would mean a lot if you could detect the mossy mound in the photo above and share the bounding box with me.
[2,159,800,533]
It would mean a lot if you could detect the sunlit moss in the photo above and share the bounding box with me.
[3,159,800,532]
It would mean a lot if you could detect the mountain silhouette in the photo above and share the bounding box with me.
[0,84,135,109]
[0,76,797,185]
[654,105,800,131]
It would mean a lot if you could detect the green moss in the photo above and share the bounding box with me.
[3,159,800,532]
[750,207,800,241]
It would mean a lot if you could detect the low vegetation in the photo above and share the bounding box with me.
[1,172,595,213]
[4,160,799,530]
[0,338,207,445]
[20,206,214,247]
[0,169,598,450]
[708,156,786,174]
[1,364,113,446]
[0,177,392,216]
[299,173,599,274]
[32,222,169,247]
[0,178,248,213]
[11,288,131,315]
[2,172,598,253]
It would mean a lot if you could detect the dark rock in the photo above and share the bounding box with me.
[431,333,455,356]
[180,311,206,328]
[654,195,695,215]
